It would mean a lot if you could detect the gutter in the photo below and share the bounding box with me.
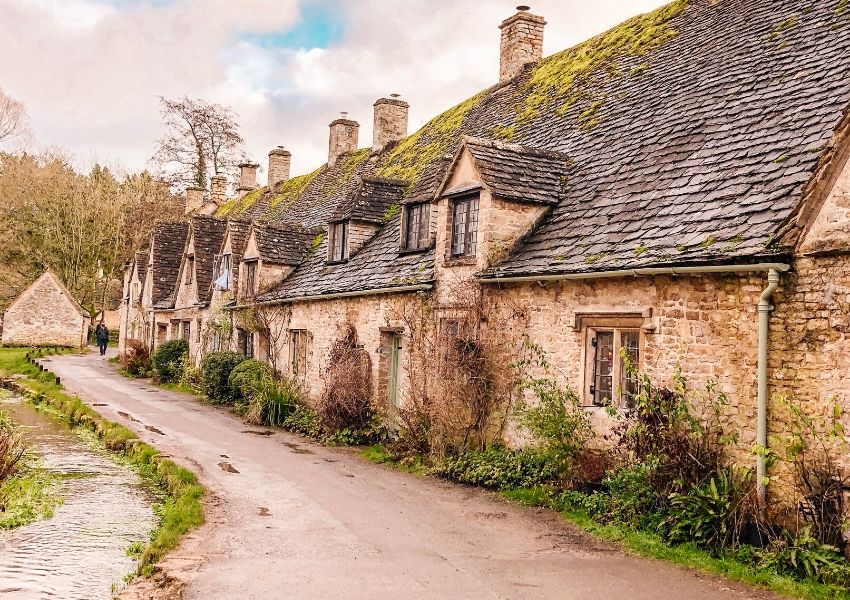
[231,283,433,308]
[480,262,791,283]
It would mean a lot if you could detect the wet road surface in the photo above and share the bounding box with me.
[0,394,156,599]
[47,351,781,600]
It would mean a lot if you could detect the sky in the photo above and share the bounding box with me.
[0,0,668,184]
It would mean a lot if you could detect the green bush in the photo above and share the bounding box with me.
[436,446,563,490]
[759,528,850,586]
[152,340,188,383]
[665,466,754,552]
[282,403,322,438]
[228,359,274,403]
[245,376,301,427]
[200,352,245,404]
[588,460,663,529]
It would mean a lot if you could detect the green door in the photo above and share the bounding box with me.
[388,334,402,407]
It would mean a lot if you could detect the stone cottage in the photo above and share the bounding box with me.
[120,0,850,498]
[3,271,90,348]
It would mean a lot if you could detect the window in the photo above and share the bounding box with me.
[182,321,191,342]
[586,327,641,407]
[196,319,202,343]
[185,256,194,284]
[212,329,222,352]
[245,261,257,297]
[451,195,479,257]
[290,329,308,377]
[329,222,349,262]
[403,203,431,250]
[237,328,254,358]
[216,254,231,290]
[132,282,140,302]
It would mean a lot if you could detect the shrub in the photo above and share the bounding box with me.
[152,340,189,383]
[665,466,755,552]
[0,412,25,484]
[245,376,301,427]
[176,353,203,394]
[759,528,850,586]
[513,344,593,484]
[282,403,322,438]
[317,324,373,433]
[228,359,274,403]
[590,460,663,529]
[435,445,563,490]
[200,351,245,404]
[120,339,152,378]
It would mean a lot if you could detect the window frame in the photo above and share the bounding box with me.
[450,194,479,257]
[182,320,191,343]
[237,328,254,358]
[212,329,222,352]
[582,320,643,408]
[328,221,349,263]
[401,202,431,252]
[244,260,258,298]
[290,329,309,378]
[185,255,194,285]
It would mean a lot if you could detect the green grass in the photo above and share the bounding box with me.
[0,461,64,529]
[0,346,205,578]
[361,444,430,475]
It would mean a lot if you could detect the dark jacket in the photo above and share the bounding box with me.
[95,324,109,342]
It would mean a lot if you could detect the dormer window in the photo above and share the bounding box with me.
[451,194,479,257]
[215,254,231,290]
[185,255,194,285]
[245,260,257,298]
[329,221,349,262]
[402,203,431,251]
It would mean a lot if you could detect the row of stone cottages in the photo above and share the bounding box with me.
[119,1,850,493]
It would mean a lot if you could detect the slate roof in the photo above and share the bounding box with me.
[190,215,227,303]
[330,177,407,224]
[151,221,189,309]
[443,137,571,205]
[254,222,317,265]
[224,0,850,298]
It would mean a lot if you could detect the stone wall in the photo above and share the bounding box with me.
[2,273,89,348]
[328,119,359,168]
[499,10,545,82]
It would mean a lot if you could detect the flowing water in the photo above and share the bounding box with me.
[0,395,157,599]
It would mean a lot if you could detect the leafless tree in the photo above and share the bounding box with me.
[151,96,246,190]
[0,87,31,147]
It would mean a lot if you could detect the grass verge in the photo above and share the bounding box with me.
[0,459,64,529]
[0,346,205,577]
[362,446,849,600]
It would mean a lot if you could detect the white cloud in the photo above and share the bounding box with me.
[0,0,668,180]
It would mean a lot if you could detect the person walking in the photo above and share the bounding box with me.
[95,321,110,356]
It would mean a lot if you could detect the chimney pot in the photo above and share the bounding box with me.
[268,146,291,188]
[372,95,409,152]
[328,116,360,167]
[499,7,546,82]
[185,186,204,215]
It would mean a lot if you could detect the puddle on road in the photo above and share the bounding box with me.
[0,396,157,599]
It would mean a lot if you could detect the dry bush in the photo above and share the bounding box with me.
[388,280,525,458]
[120,338,152,377]
[317,323,374,432]
[0,418,25,484]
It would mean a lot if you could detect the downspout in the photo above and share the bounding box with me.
[756,269,781,505]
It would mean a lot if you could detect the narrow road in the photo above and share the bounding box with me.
[47,352,778,600]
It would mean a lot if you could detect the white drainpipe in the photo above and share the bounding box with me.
[757,268,781,504]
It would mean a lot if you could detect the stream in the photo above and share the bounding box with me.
[0,394,157,599]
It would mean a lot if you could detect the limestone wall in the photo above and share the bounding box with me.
[2,274,89,348]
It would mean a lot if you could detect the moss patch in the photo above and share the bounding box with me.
[269,166,323,212]
[513,0,688,126]
[0,461,64,529]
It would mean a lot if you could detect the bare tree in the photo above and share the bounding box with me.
[0,88,31,147]
[151,96,246,190]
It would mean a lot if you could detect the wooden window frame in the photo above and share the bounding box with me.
[582,317,644,408]
[182,320,191,343]
[450,194,479,257]
[244,260,258,298]
[185,255,194,285]
[290,329,309,378]
[328,222,349,263]
[401,202,431,252]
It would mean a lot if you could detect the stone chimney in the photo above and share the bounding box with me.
[237,162,259,199]
[499,6,546,82]
[268,147,291,188]
[185,186,204,214]
[328,113,359,168]
[210,174,228,206]
[373,95,409,151]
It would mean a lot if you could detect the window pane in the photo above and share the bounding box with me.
[418,204,430,248]
[467,197,479,255]
[594,331,614,406]
[620,331,640,407]
[452,200,467,255]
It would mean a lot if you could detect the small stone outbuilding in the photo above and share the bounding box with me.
[2,271,90,348]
